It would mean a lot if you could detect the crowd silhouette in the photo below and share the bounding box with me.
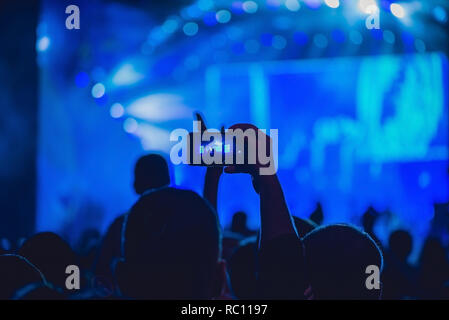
[1,117,449,300]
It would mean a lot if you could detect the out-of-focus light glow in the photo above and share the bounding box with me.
[349,30,363,45]
[272,35,287,50]
[134,123,172,152]
[324,0,339,9]
[433,6,447,23]
[161,18,179,34]
[242,1,258,13]
[91,83,105,98]
[112,63,144,86]
[198,0,214,11]
[75,72,89,88]
[358,0,377,14]
[36,36,50,52]
[123,118,138,133]
[304,0,321,9]
[383,30,395,44]
[390,3,405,18]
[184,55,200,69]
[285,0,300,12]
[313,34,328,48]
[414,39,426,53]
[126,94,192,122]
[419,171,431,189]
[216,10,231,23]
[183,22,199,36]
[110,103,125,118]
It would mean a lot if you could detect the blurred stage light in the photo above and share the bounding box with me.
[313,34,328,48]
[161,18,179,34]
[390,3,405,18]
[349,30,363,45]
[324,0,340,9]
[182,4,202,19]
[112,63,144,86]
[36,36,50,52]
[91,83,105,98]
[383,30,395,44]
[304,0,322,9]
[75,72,90,88]
[126,94,192,122]
[358,0,378,14]
[433,6,447,23]
[272,35,287,49]
[226,26,244,40]
[285,0,300,12]
[242,1,258,13]
[184,55,200,69]
[183,22,199,36]
[231,2,245,14]
[419,171,431,189]
[110,103,125,118]
[216,10,232,23]
[266,0,282,9]
[134,123,172,152]
[123,118,138,133]
[414,39,426,53]
[197,0,214,11]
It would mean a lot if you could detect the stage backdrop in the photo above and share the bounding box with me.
[36,1,448,260]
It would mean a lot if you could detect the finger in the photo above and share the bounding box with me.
[224,166,239,174]
[194,112,207,132]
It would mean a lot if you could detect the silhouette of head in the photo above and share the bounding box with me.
[292,216,318,238]
[389,230,412,262]
[303,224,383,299]
[0,254,46,299]
[362,206,379,232]
[231,211,249,235]
[18,232,78,290]
[116,187,223,299]
[133,154,170,195]
[228,240,257,299]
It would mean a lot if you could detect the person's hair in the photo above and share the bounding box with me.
[388,230,412,261]
[133,154,170,194]
[0,254,47,299]
[292,216,318,238]
[303,224,383,299]
[228,240,257,299]
[117,187,221,299]
[231,211,252,236]
[18,232,79,291]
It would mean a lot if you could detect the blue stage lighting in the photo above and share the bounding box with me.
[183,22,199,36]
[110,103,125,118]
[242,1,258,14]
[91,83,105,98]
[75,72,89,88]
[313,33,328,48]
[36,36,50,52]
[285,0,300,12]
[216,10,232,24]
